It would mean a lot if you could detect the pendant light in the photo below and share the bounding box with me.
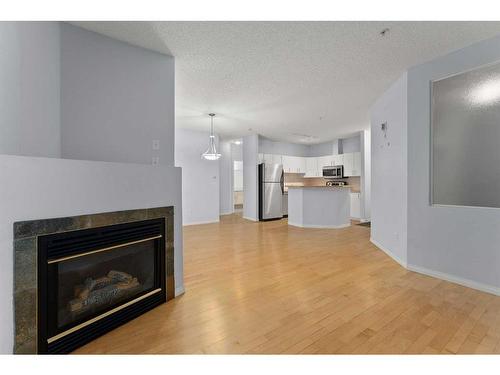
[201,113,221,161]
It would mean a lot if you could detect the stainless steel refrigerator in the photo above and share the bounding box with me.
[258,163,284,221]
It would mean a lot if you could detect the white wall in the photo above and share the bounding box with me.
[175,129,220,225]
[243,134,259,221]
[0,22,61,158]
[0,155,183,354]
[219,140,234,215]
[60,23,175,166]
[406,34,500,292]
[370,73,408,267]
[360,129,371,221]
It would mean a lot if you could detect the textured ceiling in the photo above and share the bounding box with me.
[71,21,500,144]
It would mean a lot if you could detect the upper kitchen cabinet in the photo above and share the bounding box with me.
[353,152,361,176]
[332,154,344,167]
[263,154,274,164]
[272,154,283,164]
[317,155,333,169]
[304,157,319,177]
[343,152,361,176]
[258,153,284,166]
[283,155,306,174]
[343,153,354,176]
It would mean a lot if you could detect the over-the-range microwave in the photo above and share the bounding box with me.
[323,165,344,179]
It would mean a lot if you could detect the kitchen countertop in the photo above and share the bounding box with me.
[287,185,351,188]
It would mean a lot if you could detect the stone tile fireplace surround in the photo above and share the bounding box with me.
[14,207,175,354]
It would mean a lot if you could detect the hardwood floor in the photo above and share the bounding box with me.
[75,214,500,354]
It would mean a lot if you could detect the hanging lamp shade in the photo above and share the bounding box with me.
[201,113,221,160]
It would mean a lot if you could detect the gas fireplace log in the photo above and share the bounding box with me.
[68,271,140,313]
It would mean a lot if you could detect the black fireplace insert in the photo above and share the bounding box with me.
[37,218,166,354]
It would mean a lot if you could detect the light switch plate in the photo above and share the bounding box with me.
[152,140,160,150]
[152,156,160,165]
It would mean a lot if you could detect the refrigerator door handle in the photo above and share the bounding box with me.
[280,171,284,194]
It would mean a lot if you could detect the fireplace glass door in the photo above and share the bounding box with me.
[52,239,156,331]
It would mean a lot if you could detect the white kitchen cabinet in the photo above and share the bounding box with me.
[304,157,319,177]
[283,156,305,174]
[317,155,333,169]
[282,155,292,172]
[350,192,361,219]
[343,153,354,176]
[297,157,306,174]
[264,152,360,176]
[262,154,274,164]
[352,152,361,176]
[332,153,344,167]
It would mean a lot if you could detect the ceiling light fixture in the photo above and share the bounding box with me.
[201,113,221,161]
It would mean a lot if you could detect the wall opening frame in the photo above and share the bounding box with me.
[430,59,500,209]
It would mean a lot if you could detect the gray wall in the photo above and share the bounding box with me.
[407,34,500,292]
[243,134,259,221]
[0,22,61,158]
[370,73,408,266]
[175,129,220,225]
[339,135,361,154]
[219,140,234,215]
[308,141,338,156]
[258,136,310,156]
[60,23,175,166]
[259,135,358,157]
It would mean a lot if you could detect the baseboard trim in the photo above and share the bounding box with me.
[407,264,500,297]
[288,222,351,229]
[370,238,500,296]
[219,211,234,216]
[175,285,185,297]
[183,219,219,226]
[242,216,258,222]
[370,238,407,268]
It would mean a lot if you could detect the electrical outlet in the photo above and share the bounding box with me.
[152,140,160,150]
[152,156,160,166]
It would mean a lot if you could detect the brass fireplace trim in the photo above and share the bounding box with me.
[47,235,163,264]
[47,288,162,344]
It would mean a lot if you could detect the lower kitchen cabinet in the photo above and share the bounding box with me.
[350,192,361,219]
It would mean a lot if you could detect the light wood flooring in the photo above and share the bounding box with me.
[75,214,500,354]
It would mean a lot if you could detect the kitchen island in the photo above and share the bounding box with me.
[287,186,351,228]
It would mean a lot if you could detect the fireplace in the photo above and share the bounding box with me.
[14,207,175,354]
